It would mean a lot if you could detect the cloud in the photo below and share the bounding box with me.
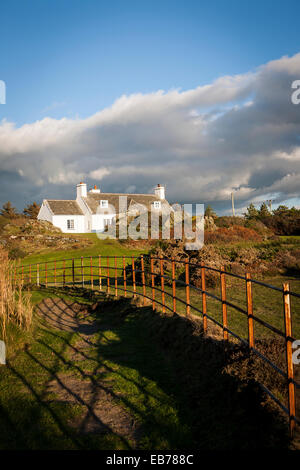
[1,52,300,211]
[88,167,110,180]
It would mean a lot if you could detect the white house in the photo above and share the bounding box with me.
[37,183,171,233]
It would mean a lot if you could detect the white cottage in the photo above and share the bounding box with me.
[37,183,170,233]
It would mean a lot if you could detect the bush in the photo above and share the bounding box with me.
[205,226,262,244]
[262,215,300,236]
[215,216,245,228]
[274,248,300,275]
[8,247,27,260]
[0,248,32,340]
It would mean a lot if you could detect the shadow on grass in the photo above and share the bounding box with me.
[0,284,292,450]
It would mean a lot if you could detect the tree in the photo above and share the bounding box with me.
[0,201,18,218]
[259,202,270,218]
[204,205,217,219]
[23,202,40,218]
[272,205,289,216]
[244,203,259,220]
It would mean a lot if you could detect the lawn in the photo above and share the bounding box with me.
[22,234,147,265]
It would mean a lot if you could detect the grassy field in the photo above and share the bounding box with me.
[4,235,299,449]
[22,234,147,265]
[17,234,300,343]
[99,274,300,342]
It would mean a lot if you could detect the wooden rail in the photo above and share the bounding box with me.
[15,254,300,438]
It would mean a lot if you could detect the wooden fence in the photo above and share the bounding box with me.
[15,254,300,438]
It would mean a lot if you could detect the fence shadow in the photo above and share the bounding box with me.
[32,286,291,449]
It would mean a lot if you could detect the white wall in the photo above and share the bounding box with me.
[52,215,86,233]
[37,202,52,222]
[76,196,92,232]
[91,213,115,232]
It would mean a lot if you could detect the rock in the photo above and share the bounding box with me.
[204,216,217,231]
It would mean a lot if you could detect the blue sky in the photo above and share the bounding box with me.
[2,0,300,126]
[0,0,300,212]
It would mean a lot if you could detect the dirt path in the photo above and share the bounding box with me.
[36,297,140,447]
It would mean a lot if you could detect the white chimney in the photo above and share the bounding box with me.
[89,184,101,194]
[76,182,87,198]
[154,184,165,200]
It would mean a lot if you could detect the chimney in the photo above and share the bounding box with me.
[89,184,101,194]
[154,183,165,200]
[76,182,87,198]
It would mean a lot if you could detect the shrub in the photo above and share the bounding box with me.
[274,249,300,275]
[215,216,245,228]
[262,214,300,236]
[205,226,262,244]
[8,246,27,260]
[0,248,32,340]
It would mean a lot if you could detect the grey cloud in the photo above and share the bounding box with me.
[0,53,300,212]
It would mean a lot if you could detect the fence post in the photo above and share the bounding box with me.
[172,257,176,315]
[107,256,110,294]
[201,263,207,334]
[99,255,102,291]
[220,266,228,341]
[185,259,190,316]
[141,255,146,306]
[160,255,166,314]
[150,255,155,310]
[115,256,118,297]
[54,260,57,286]
[283,282,296,439]
[132,256,136,299]
[63,259,66,286]
[90,257,93,290]
[246,273,254,348]
[72,258,75,286]
[45,263,47,288]
[81,257,84,287]
[37,263,39,286]
[29,265,31,284]
[123,256,127,297]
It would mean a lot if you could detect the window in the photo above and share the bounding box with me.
[67,219,74,230]
[100,200,108,208]
[104,218,112,226]
[153,201,161,209]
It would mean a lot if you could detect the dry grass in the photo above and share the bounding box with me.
[0,248,32,340]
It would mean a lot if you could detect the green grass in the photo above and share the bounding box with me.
[22,234,147,265]
[135,274,300,341]
[20,242,300,344]
[2,234,299,449]
[16,235,148,286]
[0,288,192,450]
[279,235,300,242]
[0,286,290,450]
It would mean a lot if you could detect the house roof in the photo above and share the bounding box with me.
[83,193,169,214]
[46,200,84,215]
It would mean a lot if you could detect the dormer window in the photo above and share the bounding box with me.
[100,200,108,208]
[153,201,161,209]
